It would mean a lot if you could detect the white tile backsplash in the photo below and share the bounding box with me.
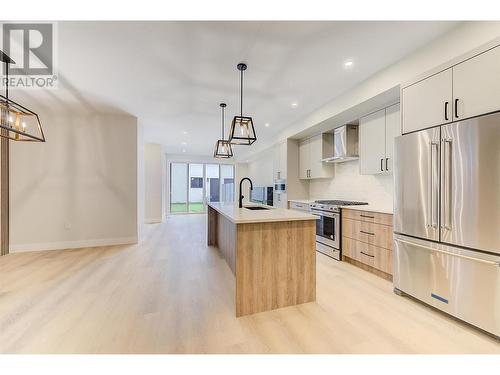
[309,160,394,209]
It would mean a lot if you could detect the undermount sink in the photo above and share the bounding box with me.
[244,206,270,211]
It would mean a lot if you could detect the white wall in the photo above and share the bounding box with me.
[144,143,164,223]
[309,161,394,208]
[235,162,249,204]
[246,147,274,187]
[137,121,145,241]
[10,113,138,252]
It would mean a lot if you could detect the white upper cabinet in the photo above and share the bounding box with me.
[402,43,500,133]
[298,138,310,179]
[453,45,500,120]
[402,68,452,134]
[359,109,386,174]
[279,141,287,179]
[359,104,401,175]
[385,103,401,173]
[299,134,334,179]
[273,141,287,180]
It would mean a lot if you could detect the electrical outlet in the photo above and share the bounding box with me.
[64,222,72,230]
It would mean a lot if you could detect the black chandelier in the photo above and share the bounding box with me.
[228,63,256,145]
[0,50,45,142]
[213,103,233,158]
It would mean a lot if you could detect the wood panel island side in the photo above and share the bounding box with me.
[207,202,318,317]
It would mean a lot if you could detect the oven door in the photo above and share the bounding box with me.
[312,209,340,249]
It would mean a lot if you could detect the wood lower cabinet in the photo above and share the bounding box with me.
[342,237,392,275]
[341,208,393,280]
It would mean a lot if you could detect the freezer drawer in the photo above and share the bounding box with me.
[394,234,500,337]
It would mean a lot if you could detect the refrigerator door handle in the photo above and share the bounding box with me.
[394,238,500,266]
[429,141,439,228]
[427,141,432,228]
[443,138,453,230]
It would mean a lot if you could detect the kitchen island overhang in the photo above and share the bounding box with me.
[207,202,318,317]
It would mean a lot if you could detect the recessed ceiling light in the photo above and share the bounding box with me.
[344,59,354,68]
[183,130,188,135]
[291,102,298,108]
[182,149,186,153]
[181,142,187,145]
[265,123,270,127]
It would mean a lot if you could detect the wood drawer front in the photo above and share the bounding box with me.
[342,218,393,250]
[342,237,392,275]
[342,209,393,226]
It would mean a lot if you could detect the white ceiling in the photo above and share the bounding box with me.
[14,21,459,156]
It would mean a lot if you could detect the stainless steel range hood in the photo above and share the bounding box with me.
[321,124,359,163]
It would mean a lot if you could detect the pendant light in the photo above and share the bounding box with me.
[0,50,45,142]
[228,63,256,145]
[213,103,233,158]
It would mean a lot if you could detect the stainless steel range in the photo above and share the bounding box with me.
[310,200,368,260]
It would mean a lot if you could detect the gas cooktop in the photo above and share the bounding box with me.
[314,200,368,206]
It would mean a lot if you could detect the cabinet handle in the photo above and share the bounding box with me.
[360,230,375,236]
[444,101,449,121]
[360,214,375,219]
[360,251,375,258]
[385,158,389,171]
[380,159,383,171]
[454,98,459,118]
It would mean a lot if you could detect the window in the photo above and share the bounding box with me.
[190,177,203,189]
[169,163,234,214]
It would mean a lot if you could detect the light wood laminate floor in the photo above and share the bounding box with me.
[0,214,498,354]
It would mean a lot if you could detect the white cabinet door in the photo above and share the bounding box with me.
[308,134,334,179]
[308,134,323,179]
[402,68,453,134]
[279,141,287,179]
[384,103,401,173]
[359,109,386,175]
[299,139,310,179]
[453,46,500,120]
[272,146,280,180]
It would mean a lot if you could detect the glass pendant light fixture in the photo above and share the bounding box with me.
[228,63,256,145]
[214,103,233,158]
[0,50,46,142]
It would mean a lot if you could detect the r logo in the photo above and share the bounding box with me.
[2,23,53,76]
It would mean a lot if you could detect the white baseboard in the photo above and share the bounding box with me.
[144,217,162,224]
[10,236,138,253]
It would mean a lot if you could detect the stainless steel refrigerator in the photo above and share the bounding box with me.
[393,111,500,337]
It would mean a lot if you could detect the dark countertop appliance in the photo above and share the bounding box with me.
[250,186,274,206]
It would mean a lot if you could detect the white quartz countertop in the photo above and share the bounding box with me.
[340,204,393,215]
[208,202,318,224]
[288,199,315,204]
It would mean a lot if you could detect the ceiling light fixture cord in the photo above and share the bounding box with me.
[240,67,243,118]
[221,104,224,139]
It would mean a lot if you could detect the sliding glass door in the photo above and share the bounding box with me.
[188,164,204,213]
[170,163,188,213]
[220,164,234,203]
[205,164,220,205]
[169,162,234,214]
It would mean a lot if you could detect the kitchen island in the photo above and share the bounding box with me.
[207,202,318,317]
